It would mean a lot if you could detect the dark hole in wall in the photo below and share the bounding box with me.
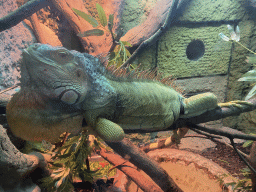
[186,39,205,61]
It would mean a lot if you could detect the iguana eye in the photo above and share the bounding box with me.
[76,70,81,77]
[58,51,69,58]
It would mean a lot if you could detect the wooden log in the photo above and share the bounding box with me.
[0,0,49,32]
[106,138,183,192]
[50,0,124,55]
[97,147,164,192]
[0,125,51,188]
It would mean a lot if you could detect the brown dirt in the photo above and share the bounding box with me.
[127,159,224,192]
[126,135,252,192]
[199,141,251,178]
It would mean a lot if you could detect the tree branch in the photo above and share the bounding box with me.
[97,147,164,192]
[187,123,256,141]
[0,0,50,32]
[124,98,256,135]
[0,125,51,189]
[106,138,183,192]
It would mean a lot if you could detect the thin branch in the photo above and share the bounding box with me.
[187,123,256,141]
[187,128,250,159]
[229,137,256,174]
[0,0,50,32]
[212,138,250,159]
[189,127,222,139]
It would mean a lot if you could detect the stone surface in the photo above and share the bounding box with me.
[179,133,217,152]
[179,0,247,22]
[223,20,256,132]
[136,44,157,70]
[0,0,35,91]
[176,75,228,101]
[120,0,158,35]
[157,25,232,78]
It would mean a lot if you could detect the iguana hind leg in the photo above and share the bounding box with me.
[95,118,125,142]
[180,92,218,118]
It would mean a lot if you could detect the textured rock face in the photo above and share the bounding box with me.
[120,0,158,35]
[157,25,232,78]
[0,0,35,91]
[130,0,256,132]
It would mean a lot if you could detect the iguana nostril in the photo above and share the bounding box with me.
[32,44,39,50]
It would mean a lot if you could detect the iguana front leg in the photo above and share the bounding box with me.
[174,93,253,145]
[94,118,125,142]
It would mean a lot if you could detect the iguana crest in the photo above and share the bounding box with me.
[7,43,218,143]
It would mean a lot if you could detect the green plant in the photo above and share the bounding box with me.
[38,132,115,191]
[218,168,252,192]
[72,4,132,67]
[243,133,256,148]
[220,25,256,100]
[219,25,256,55]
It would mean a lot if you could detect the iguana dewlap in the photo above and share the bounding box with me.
[6,43,218,143]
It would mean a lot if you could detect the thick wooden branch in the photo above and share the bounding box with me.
[106,138,183,192]
[0,0,124,55]
[47,0,124,55]
[188,123,256,141]
[0,0,50,32]
[0,125,50,189]
[97,147,164,192]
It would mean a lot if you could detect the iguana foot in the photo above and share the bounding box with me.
[171,128,189,145]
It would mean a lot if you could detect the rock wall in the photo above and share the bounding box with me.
[124,0,256,131]
[0,0,35,92]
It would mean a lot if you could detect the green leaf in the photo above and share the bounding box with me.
[121,41,132,47]
[78,29,104,37]
[96,3,107,27]
[125,48,131,57]
[238,70,256,82]
[72,8,98,27]
[245,85,256,100]
[243,140,254,148]
[108,14,114,31]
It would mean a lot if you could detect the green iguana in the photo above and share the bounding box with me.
[5,43,238,143]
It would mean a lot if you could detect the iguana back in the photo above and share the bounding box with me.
[6,44,217,143]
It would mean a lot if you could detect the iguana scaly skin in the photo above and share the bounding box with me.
[7,43,219,143]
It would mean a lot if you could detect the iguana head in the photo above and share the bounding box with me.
[7,44,116,143]
[21,43,88,105]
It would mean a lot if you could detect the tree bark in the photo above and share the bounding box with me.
[0,0,50,32]
[0,125,51,189]
[50,0,124,55]
[106,138,183,192]
[97,147,164,192]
